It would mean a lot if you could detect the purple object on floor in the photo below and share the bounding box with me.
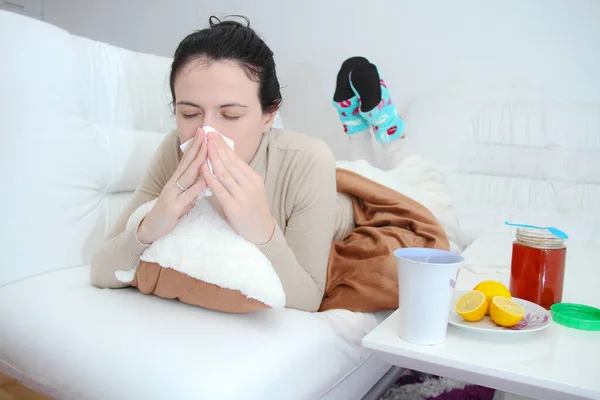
[379,370,496,400]
[430,383,496,400]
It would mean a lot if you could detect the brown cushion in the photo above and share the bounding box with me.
[131,261,271,313]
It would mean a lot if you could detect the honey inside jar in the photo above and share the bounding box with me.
[509,227,566,310]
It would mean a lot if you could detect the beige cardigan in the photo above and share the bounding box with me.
[89,128,355,312]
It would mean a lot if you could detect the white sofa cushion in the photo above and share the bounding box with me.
[0,266,387,400]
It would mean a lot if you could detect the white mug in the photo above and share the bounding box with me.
[394,248,464,345]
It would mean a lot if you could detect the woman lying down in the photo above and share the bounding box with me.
[90,16,453,313]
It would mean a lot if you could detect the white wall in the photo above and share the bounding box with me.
[44,0,600,159]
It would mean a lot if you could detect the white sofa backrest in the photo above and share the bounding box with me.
[404,94,600,246]
[0,11,174,286]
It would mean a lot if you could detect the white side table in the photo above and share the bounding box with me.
[362,234,600,400]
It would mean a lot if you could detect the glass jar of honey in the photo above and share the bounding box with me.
[509,227,567,310]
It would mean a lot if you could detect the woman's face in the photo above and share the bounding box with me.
[173,59,275,163]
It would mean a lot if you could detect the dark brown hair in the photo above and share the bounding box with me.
[169,15,282,114]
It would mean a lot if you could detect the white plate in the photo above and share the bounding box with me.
[448,291,552,334]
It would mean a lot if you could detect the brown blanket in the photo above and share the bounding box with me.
[319,168,450,312]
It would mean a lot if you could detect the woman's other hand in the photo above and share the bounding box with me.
[137,128,208,244]
[203,130,275,245]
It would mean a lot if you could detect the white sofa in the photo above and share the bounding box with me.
[2,9,599,400]
[0,11,394,400]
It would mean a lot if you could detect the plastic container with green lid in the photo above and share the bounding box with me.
[550,303,600,331]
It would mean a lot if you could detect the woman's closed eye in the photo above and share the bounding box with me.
[181,113,240,120]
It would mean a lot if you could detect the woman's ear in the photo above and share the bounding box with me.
[262,111,277,133]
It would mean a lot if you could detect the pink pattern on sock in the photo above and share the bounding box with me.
[340,100,352,108]
[378,99,385,110]
[352,107,360,115]
[387,126,397,135]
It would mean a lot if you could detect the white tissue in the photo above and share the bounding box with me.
[179,126,235,197]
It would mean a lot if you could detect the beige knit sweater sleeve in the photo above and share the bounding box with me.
[257,139,338,312]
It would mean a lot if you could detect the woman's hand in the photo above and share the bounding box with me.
[137,128,208,244]
[202,130,275,245]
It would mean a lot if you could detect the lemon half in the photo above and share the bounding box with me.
[490,296,525,327]
[473,280,511,314]
[455,290,488,322]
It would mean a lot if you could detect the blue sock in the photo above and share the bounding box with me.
[349,63,405,144]
[332,97,369,134]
